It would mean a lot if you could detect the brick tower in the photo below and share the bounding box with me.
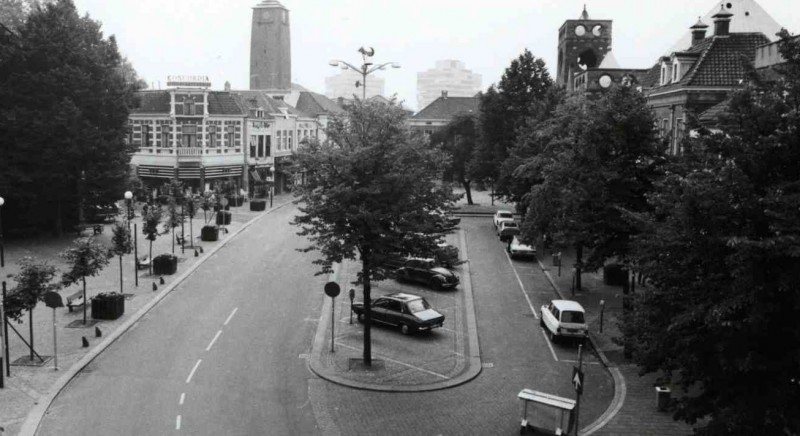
[250,0,291,97]
[556,6,612,91]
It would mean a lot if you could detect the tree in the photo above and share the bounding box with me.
[5,256,59,360]
[163,197,183,254]
[621,33,800,435]
[109,222,132,293]
[200,191,216,224]
[61,236,110,325]
[0,0,138,234]
[291,100,459,366]
[0,0,53,32]
[141,206,162,275]
[185,194,198,248]
[522,87,663,290]
[431,114,477,204]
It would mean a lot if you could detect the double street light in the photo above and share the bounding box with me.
[329,47,400,101]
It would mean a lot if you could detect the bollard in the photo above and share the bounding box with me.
[95,327,102,338]
[199,246,204,253]
[152,282,157,292]
[599,300,605,333]
[81,337,89,348]
[159,276,165,285]
[194,249,199,257]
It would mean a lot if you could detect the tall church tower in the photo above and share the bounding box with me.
[556,6,612,91]
[250,0,291,97]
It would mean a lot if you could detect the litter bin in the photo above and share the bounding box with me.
[656,386,671,411]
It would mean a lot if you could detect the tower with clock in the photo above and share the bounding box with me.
[250,0,291,96]
[556,6,613,92]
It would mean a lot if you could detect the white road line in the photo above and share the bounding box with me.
[176,415,181,430]
[206,330,222,351]
[541,330,559,362]
[561,359,602,365]
[179,393,185,405]
[224,308,238,326]
[504,250,539,320]
[186,359,202,384]
[336,342,450,379]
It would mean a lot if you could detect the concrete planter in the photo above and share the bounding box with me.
[250,200,266,211]
[201,225,219,241]
[216,211,231,225]
[91,293,125,320]
[153,254,178,275]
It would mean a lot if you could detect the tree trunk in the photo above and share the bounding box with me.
[575,244,583,292]
[28,308,34,361]
[171,227,175,254]
[462,180,474,205]
[189,217,194,248]
[119,254,124,293]
[149,240,153,276]
[362,253,372,367]
[82,276,87,325]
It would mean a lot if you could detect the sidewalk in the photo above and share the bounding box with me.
[0,194,295,436]
[535,247,695,436]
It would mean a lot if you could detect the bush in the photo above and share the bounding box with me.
[91,292,125,320]
[216,211,231,225]
[603,263,628,286]
[201,225,219,241]
[153,254,178,275]
[250,200,266,211]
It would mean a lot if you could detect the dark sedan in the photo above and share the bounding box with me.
[351,293,445,335]
[396,258,460,290]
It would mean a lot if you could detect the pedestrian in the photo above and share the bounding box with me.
[142,202,149,217]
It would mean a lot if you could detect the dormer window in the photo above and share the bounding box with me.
[672,60,681,83]
[660,61,673,86]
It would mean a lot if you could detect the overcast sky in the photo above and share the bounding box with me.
[72,0,800,111]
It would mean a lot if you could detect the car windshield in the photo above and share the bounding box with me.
[499,212,513,218]
[504,222,518,228]
[562,311,585,323]
[406,299,431,313]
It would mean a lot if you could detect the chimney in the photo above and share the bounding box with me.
[441,90,448,99]
[224,80,231,91]
[712,5,733,37]
[690,17,709,46]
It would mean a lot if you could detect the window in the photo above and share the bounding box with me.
[672,61,680,82]
[182,125,197,147]
[226,125,235,147]
[250,135,257,158]
[125,125,133,145]
[184,97,195,116]
[208,125,217,147]
[258,136,264,157]
[662,119,670,138]
[660,64,668,85]
[265,135,271,156]
[276,130,282,150]
[141,124,150,147]
[386,301,402,312]
[160,125,170,148]
[288,130,293,150]
[562,311,585,323]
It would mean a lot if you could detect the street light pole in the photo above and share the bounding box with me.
[0,195,5,268]
[270,167,275,208]
[329,47,400,102]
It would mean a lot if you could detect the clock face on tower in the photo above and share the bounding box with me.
[575,25,586,36]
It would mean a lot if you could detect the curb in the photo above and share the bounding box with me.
[307,228,482,392]
[18,199,296,436]
[534,256,625,436]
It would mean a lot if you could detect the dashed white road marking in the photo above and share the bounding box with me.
[179,393,185,405]
[224,308,238,326]
[504,250,539,320]
[541,330,559,362]
[206,330,223,351]
[176,415,181,430]
[186,359,202,384]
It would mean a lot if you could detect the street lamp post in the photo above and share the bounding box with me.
[329,47,400,101]
[124,191,134,231]
[270,167,275,208]
[124,191,138,288]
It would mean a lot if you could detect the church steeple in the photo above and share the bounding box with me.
[579,4,590,20]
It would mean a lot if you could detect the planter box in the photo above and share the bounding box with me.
[201,225,219,241]
[603,263,628,286]
[250,200,266,211]
[216,211,231,225]
[92,294,125,320]
[153,254,178,275]
[226,196,244,207]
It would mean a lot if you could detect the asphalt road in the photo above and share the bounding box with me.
[36,205,326,436]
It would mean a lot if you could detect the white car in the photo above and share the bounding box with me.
[497,220,520,242]
[540,300,588,343]
[508,236,536,259]
[493,210,515,228]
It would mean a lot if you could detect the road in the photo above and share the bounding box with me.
[36,205,326,436]
[35,209,612,435]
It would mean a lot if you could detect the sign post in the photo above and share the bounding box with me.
[572,344,584,435]
[44,292,64,371]
[348,288,355,324]
[324,282,341,352]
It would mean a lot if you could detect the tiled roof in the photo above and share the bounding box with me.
[207,92,246,115]
[295,91,345,117]
[641,63,662,88]
[132,91,170,113]
[411,96,479,120]
[234,90,303,116]
[698,99,730,125]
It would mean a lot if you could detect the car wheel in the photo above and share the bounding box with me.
[540,318,545,328]
[431,277,444,291]
[357,313,365,323]
[548,329,557,344]
[400,324,411,335]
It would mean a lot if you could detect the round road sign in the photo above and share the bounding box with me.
[324,282,341,298]
[220,197,229,207]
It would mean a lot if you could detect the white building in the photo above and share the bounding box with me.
[325,69,385,100]
[416,60,482,111]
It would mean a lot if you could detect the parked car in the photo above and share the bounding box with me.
[493,210,515,228]
[351,293,445,335]
[540,300,588,343]
[85,203,119,223]
[396,258,460,290]
[497,221,520,242]
[430,209,461,232]
[508,236,536,259]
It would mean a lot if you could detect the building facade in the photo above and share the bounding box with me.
[325,69,385,100]
[408,91,480,136]
[416,60,482,110]
[250,0,291,99]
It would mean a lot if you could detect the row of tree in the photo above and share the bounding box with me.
[431,35,800,435]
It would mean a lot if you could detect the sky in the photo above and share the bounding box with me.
[71,0,800,112]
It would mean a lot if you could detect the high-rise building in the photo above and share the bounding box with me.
[416,60,482,110]
[250,0,291,99]
[325,69,385,100]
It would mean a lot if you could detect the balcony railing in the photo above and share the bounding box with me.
[177,147,203,157]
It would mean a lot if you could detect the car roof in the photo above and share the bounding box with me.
[383,293,421,302]
[496,210,513,215]
[551,300,585,312]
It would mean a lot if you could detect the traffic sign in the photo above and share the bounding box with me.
[572,367,584,395]
[324,281,341,298]
[44,292,64,308]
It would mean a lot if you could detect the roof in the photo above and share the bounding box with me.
[698,99,730,125]
[598,51,621,69]
[648,32,770,92]
[131,90,247,115]
[132,91,170,113]
[552,300,585,312]
[667,0,782,54]
[234,90,303,116]
[295,91,346,117]
[207,92,246,115]
[384,293,422,302]
[411,96,479,120]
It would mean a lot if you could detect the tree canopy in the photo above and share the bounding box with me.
[430,113,478,204]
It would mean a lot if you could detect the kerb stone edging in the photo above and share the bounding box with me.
[534,256,627,436]
[308,228,482,392]
[18,199,296,436]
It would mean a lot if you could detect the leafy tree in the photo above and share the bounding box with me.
[0,0,53,31]
[200,191,216,224]
[141,206,162,275]
[622,33,800,435]
[5,256,59,360]
[431,114,477,204]
[523,87,663,290]
[0,0,138,234]
[109,222,132,293]
[291,100,459,366]
[184,194,199,248]
[163,197,183,254]
[61,236,110,325]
